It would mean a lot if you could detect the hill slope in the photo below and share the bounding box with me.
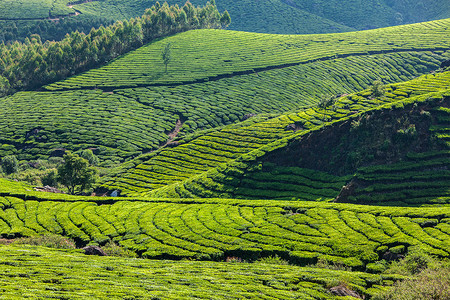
[0,183,450,270]
[0,244,404,299]
[2,21,448,164]
[1,0,449,42]
[102,71,450,203]
[147,88,449,206]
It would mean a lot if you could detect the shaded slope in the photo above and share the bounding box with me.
[149,90,449,205]
[2,0,449,42]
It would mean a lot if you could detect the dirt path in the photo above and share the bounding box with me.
[161,119,184,147]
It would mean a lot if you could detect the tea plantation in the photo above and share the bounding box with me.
[46,19,450,90]
[0,244,407,299]
[1,6,450,298]
[1,0,449,43]
[0,186,450,270]
[103,71,450,198]
[1,19,449,164]
[146,89,449,205]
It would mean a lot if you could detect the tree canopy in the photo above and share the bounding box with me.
[57,152,98,195]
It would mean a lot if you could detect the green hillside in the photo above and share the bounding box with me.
[2,20,448,164]
[1,7,450,299]
[1,0,449,42]
[46,19,450,90]
[146,89,449,206]
[0,244,406,299]
[1,182,450,271]
[102,71,450,200]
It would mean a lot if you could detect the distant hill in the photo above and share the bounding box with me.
[1,0,449,41]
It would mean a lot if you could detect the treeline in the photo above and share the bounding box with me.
[0,17,114,43]
[0,1,231,96]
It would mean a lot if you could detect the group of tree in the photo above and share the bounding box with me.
[1,151,98,195]
[0,1,231,96]
[0,17,113,44]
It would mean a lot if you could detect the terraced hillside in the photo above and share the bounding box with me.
[211,0,450,34]
[46,19,450,89]
[0,244,405,299]
[2,20,449,164]
[147,90,450,205]
[102,71,450,200]
[1,183,450,271]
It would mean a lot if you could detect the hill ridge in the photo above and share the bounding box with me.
[39,46,450,92]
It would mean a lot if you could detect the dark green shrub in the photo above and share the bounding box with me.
[370,80,385,98]
[41,169,58,187]
[80,149,99,166]
[1,155,18,174]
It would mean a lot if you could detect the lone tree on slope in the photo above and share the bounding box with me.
[57,152,98,194]
[161,42,172,73]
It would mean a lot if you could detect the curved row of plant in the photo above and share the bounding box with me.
[0,1,230,95]
[45,18,450,90]
[0,194,449,271]
[146,86,449,205]
[1,51,442,165]
[102,71,450,197]
[0,244,406,299]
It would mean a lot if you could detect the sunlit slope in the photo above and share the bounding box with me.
[103,71,450,197]
[2,51,445,163]
[46,19,450,90]
[0,244,404,299]
[0,186,450,269]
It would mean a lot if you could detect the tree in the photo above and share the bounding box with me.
[57,152,97,194]
[0,75,10,97]
[220,10,231,29]
[1,155,18,175]
[370,79,385,98]
[80,149,99,166]
[161,42,172,73]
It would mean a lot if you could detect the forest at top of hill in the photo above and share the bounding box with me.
[0,0,449,43]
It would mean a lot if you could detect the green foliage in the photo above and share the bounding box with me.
[80,149,99,166]
[0,1,227,92]
[0,190,449,268]
[161,42,172,73]
[57,152,98,194]
[41,169,58,187]
[1,155,18,175]
[257,255,289,265]
[47,20,450,90]
[374,267,450,300]
[370,79,386,98]
[13,234,76,249]
[0,75,10,97]
[2,52,443,165]
[102,240,137,258]
[133,74,449,202]
[0,244,402,299]
[219,10,231,28]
